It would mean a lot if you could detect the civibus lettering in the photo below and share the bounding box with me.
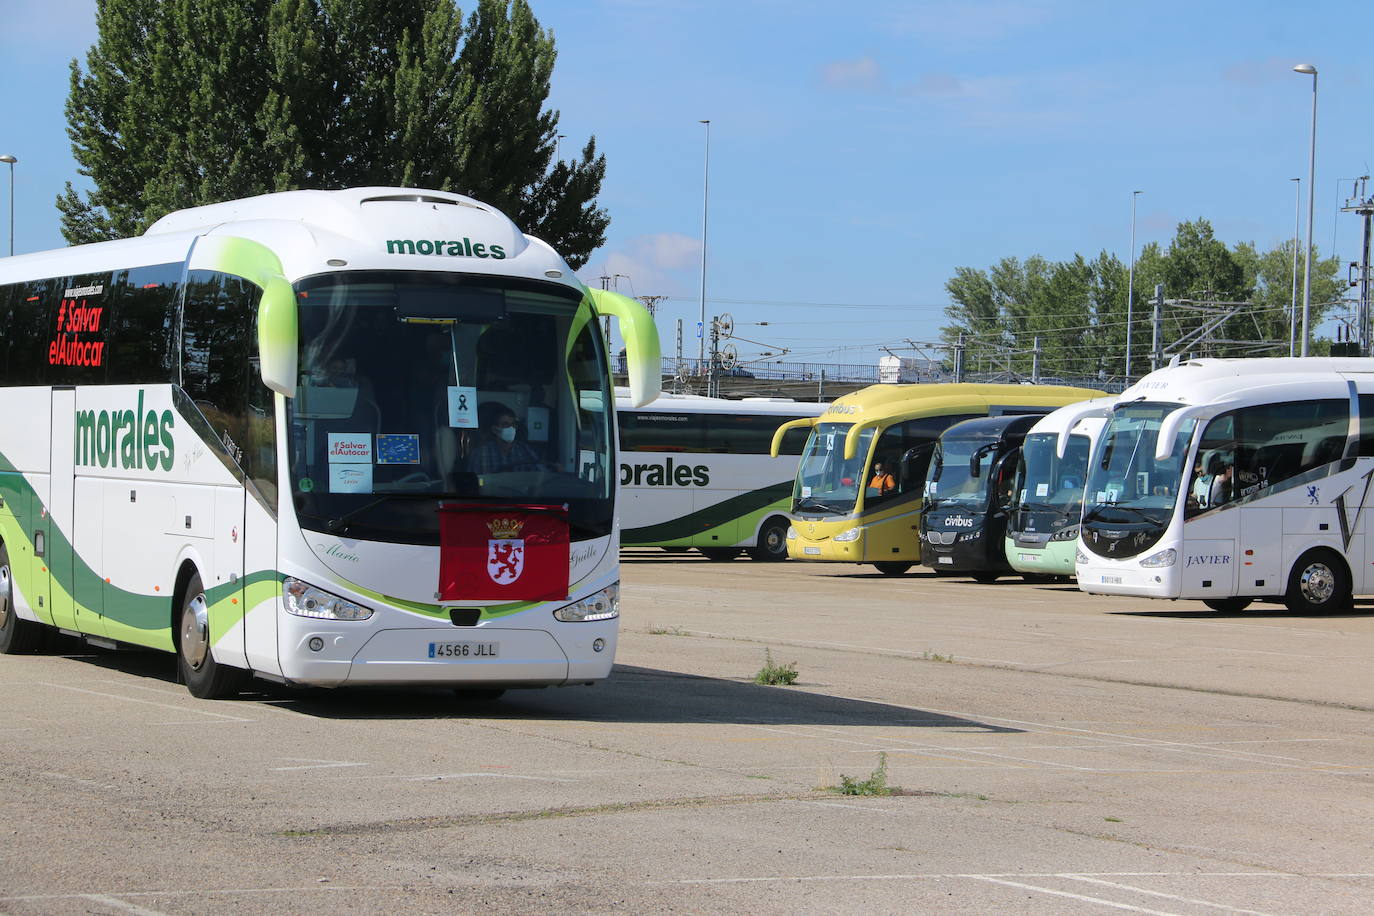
[386,238,507,260]
[74,390,175,471]
[619,458,709,487]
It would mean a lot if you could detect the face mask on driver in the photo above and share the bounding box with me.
[497,426,516,443]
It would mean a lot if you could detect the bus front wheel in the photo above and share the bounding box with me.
[873,562,912,576]
[0,544,44,654]
[177,573,247,700]
[748,518,791,562]
[1283,551,1351,615]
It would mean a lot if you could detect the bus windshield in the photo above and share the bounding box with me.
[287,271,614,544]
[793,422,875,515]
[1014,432,1090,524]
[926,434,1000,510]
[1081,402,1195,556]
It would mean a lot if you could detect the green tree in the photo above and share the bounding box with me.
[941,219,1346,384]
[60,0,609,268]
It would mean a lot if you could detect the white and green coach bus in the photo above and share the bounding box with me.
[1005,398,1112,578]
[0,187,660,698]
[617,393,825,560]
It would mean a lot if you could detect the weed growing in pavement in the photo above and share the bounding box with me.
[647,624,688,636]
[834,753,893,796]
[1104,816,1123,823]
[753,649,799,686]
[921,650,953,663]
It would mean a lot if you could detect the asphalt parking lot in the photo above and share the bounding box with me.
[4,552,1374,914]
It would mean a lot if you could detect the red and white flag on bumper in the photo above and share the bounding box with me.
[438,503,570,602]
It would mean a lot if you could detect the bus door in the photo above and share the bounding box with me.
[45,388,81,632]
[213,485,249,670]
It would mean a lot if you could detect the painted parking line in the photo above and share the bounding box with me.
[39,682,254,722]
[1060,874,1278,915]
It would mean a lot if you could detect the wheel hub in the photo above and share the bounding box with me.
[181,594,210,670]
[0,562,11,629]
[1299,563,1335,605]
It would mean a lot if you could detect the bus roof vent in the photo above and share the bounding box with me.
[360,194,488,211]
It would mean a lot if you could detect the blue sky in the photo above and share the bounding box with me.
[3,0,1371,369]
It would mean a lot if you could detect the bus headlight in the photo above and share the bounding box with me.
[1139,548,1177,568]
[554,583,619,622]
[833,527,862,542]
[1050,525,1080,542]
[786,526,798,540]
[1075,547,1089,564]
[283,577,372,620]
[957,531,980,542]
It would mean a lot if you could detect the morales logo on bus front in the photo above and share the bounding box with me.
[486,516,526,585]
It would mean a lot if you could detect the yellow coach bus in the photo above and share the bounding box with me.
[771,383,1102,575]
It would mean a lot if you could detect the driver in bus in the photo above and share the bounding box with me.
[868,460,895,495]
[469,402,545,474]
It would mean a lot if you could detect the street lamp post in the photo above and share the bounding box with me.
[1125,190,1142,381]
[1290,177,1301,356]
[697,119,711,365]
[1293,64,1318,357]
[0,155,16,257]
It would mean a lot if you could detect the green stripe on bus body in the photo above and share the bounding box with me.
[0,448,279,646]
[334,572,543,621]
[621,482,792,545]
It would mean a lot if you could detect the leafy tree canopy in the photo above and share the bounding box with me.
[941,219,1343,385]
[60,0,608,268]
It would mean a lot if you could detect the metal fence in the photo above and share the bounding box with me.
[655,358,1129,395]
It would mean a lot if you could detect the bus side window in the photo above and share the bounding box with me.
[183,270,278,508]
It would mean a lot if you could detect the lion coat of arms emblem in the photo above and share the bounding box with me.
[486,516,525,584]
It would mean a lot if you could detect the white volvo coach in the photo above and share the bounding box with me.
[0,188,660,698]
[1077,358,1374,614]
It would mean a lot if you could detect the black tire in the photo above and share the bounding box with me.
[177,573,247,699]
[1283,550,1352,615]
[699,547,741,561]
[453,688,507,701]
[1202,597,1253,612]
[971,572,1000,584]
[748,518,791,562]
[873,562,913,576]
[0,544,44,654]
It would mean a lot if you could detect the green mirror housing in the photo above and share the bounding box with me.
[186,234,298,397]
[588,288,661,407]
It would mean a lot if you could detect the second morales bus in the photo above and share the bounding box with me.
[772,383,1103,575]
[616,393,824,560]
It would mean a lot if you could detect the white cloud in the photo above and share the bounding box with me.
[821,55,885,92]
[580,233,703,297]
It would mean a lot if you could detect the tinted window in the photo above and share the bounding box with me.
[868,414,977,508]
[182,270,277,508]
[104,263,181,383]
[618,411,812,455]
[0,281,51,385]
[1188,399,1347,515]
[619,412,703,452]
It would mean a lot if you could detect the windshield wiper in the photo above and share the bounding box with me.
[1016,501,1060,513]
[1084,503,1160,524]
[324,492,466,533]
[795,495,844,514]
